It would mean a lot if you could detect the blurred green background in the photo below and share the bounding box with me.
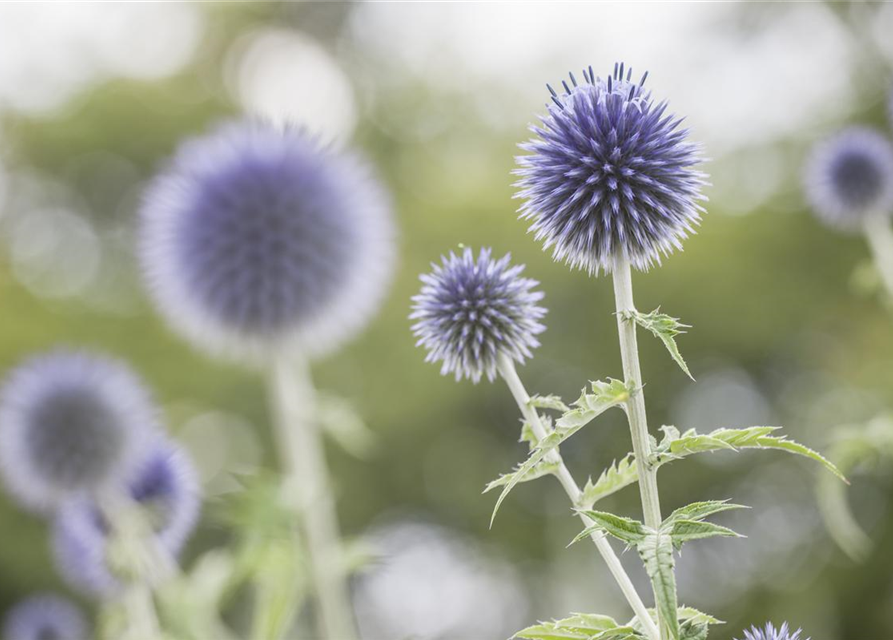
[1,2,893,639]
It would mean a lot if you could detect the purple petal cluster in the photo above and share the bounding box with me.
[140,120,396,363]
[515,63,707,275]
[804,127,893,231]
[52,440,200,597]
[0,350,157,513]
[411,247,546,383]
[738,622,807,640]
[2,593,89,640]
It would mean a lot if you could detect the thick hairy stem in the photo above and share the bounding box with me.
[268,355,357,640]
[863,215,893,302]
[496,353,660,640]
[612,255,675,640]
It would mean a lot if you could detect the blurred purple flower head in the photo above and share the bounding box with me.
[411,247,546,383]
[804,127,893,231]
[2,593,89,640]
[140,120,396,364]
[0,350,157,514]
[738,622,806,640]
[515,62,707,275]
[53,440,200,597]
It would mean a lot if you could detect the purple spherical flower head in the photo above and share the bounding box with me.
[804,127,893,231]
[737,622,807,640]
[53,440,200,597]
[411,247,546,383]
[0,350,157,514]
[2,593,89,640]
[140,120,396,364]
[515,62,707,275]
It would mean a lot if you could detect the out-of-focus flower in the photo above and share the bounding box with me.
[139,120,396,364]
[804,127,893,231]
[2,593,89,640]
[411,247,546,383]
[515,63,706,275]
[0,350,157,513]
[52,440,200,596]
[737,622,806,640]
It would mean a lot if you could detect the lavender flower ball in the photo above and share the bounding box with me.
[140,120,396,364]
[2,594,89,640]
[515,63,706,275]
[53,440,200,596]
[737,622,807,640]
[0,351,157,514]
[804,127,893,231]
[411,247,546,383]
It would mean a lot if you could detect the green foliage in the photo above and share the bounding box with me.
[513,613,643,640]
[580,455,639,508]
[621,308,693,380]
[638,530,679,639]
[529,394,571,413]
[485,380,631,527]
[629,607,721,640]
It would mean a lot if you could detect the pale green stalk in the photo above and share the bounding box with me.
[863,215,893,301]
[612,254,676,640]
[268,355,357,640]
[496,352,661,640]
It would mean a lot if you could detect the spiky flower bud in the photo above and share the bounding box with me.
[804,127,893,231]
[738,622,807,640]
[411,247,546,383]
[140,120,396,363]
[52,440,200,596]
[515,62,706,275]
[0,351,157,513]
[2,594,89,640]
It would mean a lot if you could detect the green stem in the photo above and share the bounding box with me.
[863,215,893,303]
[612,255,675,640]
[268,355,357,640]
[496,353,660,640]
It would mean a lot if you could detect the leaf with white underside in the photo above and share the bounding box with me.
[529,394,570,413]
[638,530,679,639]
[621,308,694,381]
[486,380,630,527]
[580,455,639,508]
[571,510,649,547]
[513,613,644,640]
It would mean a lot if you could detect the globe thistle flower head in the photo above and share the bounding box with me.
[515,62,707,275]
[0,350,157,514]
[140,120,396,364]
[52,440,200,596]
[738,622,807,640]
[410,247,546,383]
[2,593,89,640]
[804,127,893,231]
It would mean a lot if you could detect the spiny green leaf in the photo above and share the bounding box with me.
[662,501,747,528]
[638,531,679,639]
[622,308,694,381]
[676,607,723,626]
[573,510,649,547]
[580,455,639,508]
[512,613,644,640]
[666,520,744,548]
[556,379,632,430]
[678,621,709,640]
[483,461,560,493]
[529,394,570,413]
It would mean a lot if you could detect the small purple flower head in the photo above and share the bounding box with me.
[52,440,200,596]
[2,593,89,640]
[515,63,707,275]
[140,120,396,364]
[0,350,157,514]
[804,127,893,231]
[411,247,546,383]
[738,622,807,640]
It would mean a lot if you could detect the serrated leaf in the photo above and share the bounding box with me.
[484,461,560,493]
[676,608,723,626]
[622,308,694,381]
[489,381,628,527]
[678,621,709,640]
[662,501,747,528]
[638,531,679,639]
[666,520,743,548]
[573,510,649,546]
[513,614,643,640]
[529,394,570,413]
[580,455,639,508]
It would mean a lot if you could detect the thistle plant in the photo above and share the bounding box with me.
[139,119,396,640]
[414,63,840,640]
[2,594,89,640]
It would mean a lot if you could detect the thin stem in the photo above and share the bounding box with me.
[612,255,675,640]
[496,353,660,640]
[268,355,357,640]
[863,215,893,302]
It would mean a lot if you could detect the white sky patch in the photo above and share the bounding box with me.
[228,29,357,145]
